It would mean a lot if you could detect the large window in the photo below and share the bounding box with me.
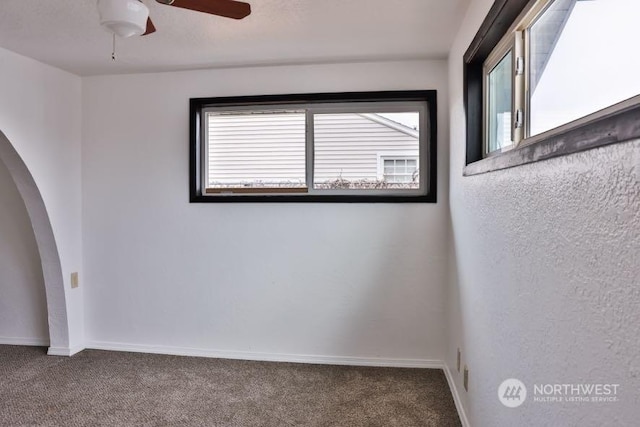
[465,0,640,172]
[190,91,437,202]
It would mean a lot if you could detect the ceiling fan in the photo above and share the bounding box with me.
[97,0,251,38]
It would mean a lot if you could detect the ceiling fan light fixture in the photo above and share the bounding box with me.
[97,0,150,38]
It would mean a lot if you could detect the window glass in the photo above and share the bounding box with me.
[487,51,513,154]
[207,111,306,189]
[529,0,640,136]
[313,112,420,190]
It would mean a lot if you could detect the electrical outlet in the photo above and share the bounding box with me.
[71,272,79,289]
[463,365,469,392]
[457,348,461,372]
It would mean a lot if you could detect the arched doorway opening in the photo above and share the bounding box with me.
[0,130,70,352]
[0,158,48,343]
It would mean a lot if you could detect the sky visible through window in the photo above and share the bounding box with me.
[378,113,420,131]
[529,0,640,135]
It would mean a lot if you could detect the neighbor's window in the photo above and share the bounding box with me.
[380,157,419,185]
[190,92,436,202]
[467,0,640,169]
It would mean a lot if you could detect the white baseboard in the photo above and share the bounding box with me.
[0,337,84,357]
[0,336,49,347]
[86,340,443,369]
[47,345,84,357]
[444,364,470,427]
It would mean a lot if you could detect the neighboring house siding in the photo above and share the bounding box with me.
[207,112,419,186]
[314,113,418,183]
[208,112,306,186]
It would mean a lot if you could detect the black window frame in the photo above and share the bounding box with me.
[190,90,437,203]
[464,0,640,175]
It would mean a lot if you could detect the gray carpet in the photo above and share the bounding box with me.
[0,345,461,427]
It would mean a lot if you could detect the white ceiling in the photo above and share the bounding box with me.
[0,0,469,76]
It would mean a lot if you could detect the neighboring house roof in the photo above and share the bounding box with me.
[530,0,578,94]
[360,114,420,139]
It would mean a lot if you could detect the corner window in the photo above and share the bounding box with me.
[464,0,640,174]
[190,91,437,202]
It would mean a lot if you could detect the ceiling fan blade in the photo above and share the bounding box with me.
[142,17,157,36]
[157,0,251,19]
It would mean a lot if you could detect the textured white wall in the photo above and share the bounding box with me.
[447,0,640,425]
[0,159,48,344]
[0,47,83,353]
[81,60,450,363]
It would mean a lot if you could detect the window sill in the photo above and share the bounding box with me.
[464,101,640,176]
[205,187,309,194]
[191,194,436,203]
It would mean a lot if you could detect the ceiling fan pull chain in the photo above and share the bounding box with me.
[112,33,117,61]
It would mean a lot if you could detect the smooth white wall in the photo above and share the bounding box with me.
[447,1,640,425]
[82,60,450,363]
[0,159,48,344]
[0,47,83,352]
